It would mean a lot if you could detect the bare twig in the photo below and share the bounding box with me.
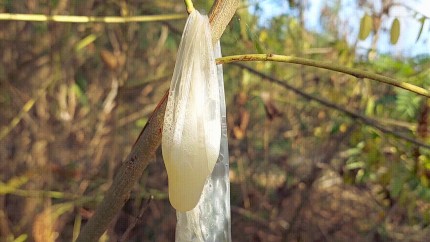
[184,0,195,14]
[216,54,430,98]
[231,206,271,228]
[0,78,57,141]
[0,13,185,23]
[119,196,153,242]
[234,63,430,149]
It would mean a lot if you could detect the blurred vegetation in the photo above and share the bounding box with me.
[1,0,430,241]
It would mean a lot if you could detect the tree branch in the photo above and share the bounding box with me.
[75,1,239,241]
[216,54,430,98]
[184,0,195,14]
[234,63,430,149]
[209,0,240,44]
[0,13,186,23]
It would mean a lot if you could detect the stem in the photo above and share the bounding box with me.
[184,0,195,14]
[0,13,185,23]
[0,77,58,141]
[216,54,430,98]
[235,63,430,149]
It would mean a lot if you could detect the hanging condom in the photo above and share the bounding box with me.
[162,10,221,212]
[175,40,231,242]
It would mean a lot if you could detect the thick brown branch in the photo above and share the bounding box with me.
[209,0,240,44]
[76,92,167,242]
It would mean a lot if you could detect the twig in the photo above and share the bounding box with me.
[231,206,271,228]
[119,196,153,242]
[234,63,430,149]
[0,13,185,23]
[0,78,57,141]
[184,0,195,14]
[216,54,430,98]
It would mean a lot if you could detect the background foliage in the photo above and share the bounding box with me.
[1,0,430,241]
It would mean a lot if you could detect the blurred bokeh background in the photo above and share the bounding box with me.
[1,0,430,241]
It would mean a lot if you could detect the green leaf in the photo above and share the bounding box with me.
[75,74,88,92]
[395,90,422,119]
[12,234,28,242]
[75,34,98,52]
[359,14,372,40]
[365,97,375,116]
[346,161,365,170]
[71,83,88,105]
[416,17,426,42]
[390,18,400,45]
[135,118,148,128]
[0,176,29,195]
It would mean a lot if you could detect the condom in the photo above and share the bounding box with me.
[162,10,221,212]
[175,40,231,242]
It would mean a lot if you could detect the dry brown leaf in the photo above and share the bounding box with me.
[100,49,117,70]
[33,207,58,242]
[260,92,282,121]
[32,204,73,242]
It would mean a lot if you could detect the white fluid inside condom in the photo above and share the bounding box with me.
[162,10,221,212]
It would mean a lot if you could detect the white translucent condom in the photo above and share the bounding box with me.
[162,10,221,212]
[175,41,231,242]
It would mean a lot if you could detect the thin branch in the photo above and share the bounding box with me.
[234,63,430,149]
[0,13,186,23]
[76,92,168,242]
[119,196,153,242]
[0,78,57,141]
[184,0,195,14]
[231,206,272,229]
[216,54,430,98]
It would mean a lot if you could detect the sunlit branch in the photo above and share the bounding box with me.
[234,63,430,149]
[0,13,186,23]
[184,0,195,14]
[216,54,430,98]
